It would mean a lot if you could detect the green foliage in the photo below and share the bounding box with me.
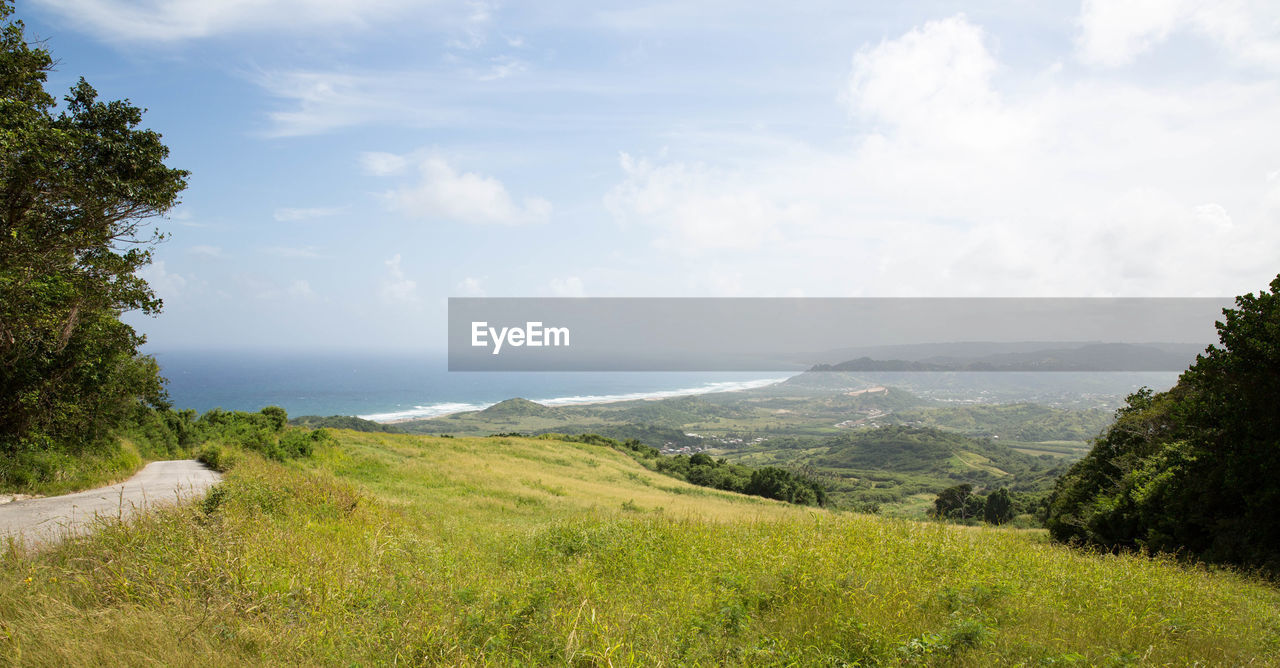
[189,406,330,472]
[0,441,142,495]
[479,397,567,418]
[0,1,188,461]
[983,487,1015,525]
[0,403,322,486]
[288,415,404,433]
[891,403,1112,441]
[743,466,827,505]
[932,483,984,521]
[790,425,1066,514]
[1046,275,1280,571]
[195,442,240,473]
[817,425,983,471]
[655,454,828,506]
[191,406,326,462]
[599,395,753,427]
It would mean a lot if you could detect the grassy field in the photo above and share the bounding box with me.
[390,388,1106,516]
[2,430,1278,665]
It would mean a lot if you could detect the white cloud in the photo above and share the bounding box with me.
[255,70,454,138]
[380,254,418,304]
[287,279,319,301]
[245,277,321,302]
[31,0,420,43]
[382,156,551,225]
[187,245,222,258]
[843,15,1032,153]
[1075,0,1189,67]
[606,153,812,253]
[547,276,585,297]
[448,0,493,50]
[456,277,487,297]
[1076,0,1280,68]
[254,65,535,137]
[359,152,409,176]
[137,261,187,302]
[604,13,1280,296]
[273,206,345,222]
[1268,169,1280,215]
[475,56,529,81]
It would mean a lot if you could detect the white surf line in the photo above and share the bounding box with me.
[359,376,794,424]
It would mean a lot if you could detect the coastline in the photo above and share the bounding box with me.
[362,376,792,424]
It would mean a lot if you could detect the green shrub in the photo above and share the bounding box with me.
[196,443,240,473]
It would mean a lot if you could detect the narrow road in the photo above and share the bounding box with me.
[0,460,222,547]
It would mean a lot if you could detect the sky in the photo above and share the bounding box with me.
[18,0,1280,352]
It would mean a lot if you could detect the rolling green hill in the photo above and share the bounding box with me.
[817,426,987,472]
[288,414,404,433]
[477,397,568,419]
[2,429,1276,665]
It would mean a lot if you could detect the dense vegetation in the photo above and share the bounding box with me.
[188,407,329,471]
[1,405,318,492]
[889,403,1111,442]
[1046,276,1280,571]
[289,414,405,433]
[0,2,186,485]
[931,484,1018,525]
[816,426,999,471]
[3,431,1277,664]
[727,426,1066,516]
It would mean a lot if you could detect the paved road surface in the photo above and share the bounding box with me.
[0,460,222,547]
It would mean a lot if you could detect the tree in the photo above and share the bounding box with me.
[0,1,188,459]
[689,452,715,467]
[1045,275,1280,571]
[932,483,984,521]
[744,466,828,506]
[983,487,1014,525]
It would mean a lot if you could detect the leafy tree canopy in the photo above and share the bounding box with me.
[0,0,188,456]
[1046,275,1280,571]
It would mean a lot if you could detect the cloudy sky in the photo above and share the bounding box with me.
[21,0,1280,351]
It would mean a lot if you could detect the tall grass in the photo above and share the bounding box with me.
[1,431,1277,665]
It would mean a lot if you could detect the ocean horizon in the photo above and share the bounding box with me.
[150,350,795,423]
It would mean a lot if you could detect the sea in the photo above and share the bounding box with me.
[151,350,796,423]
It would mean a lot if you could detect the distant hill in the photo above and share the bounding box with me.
[478,398,566,418]
[289,415,404,433]
[597,395,753,427]
[775,425,1070,507]
[811,342,1204,372]
[816,426,991,472]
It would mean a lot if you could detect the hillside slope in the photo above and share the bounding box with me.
[1,430,1276,665]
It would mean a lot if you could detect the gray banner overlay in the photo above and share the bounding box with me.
[448,298,1232,371]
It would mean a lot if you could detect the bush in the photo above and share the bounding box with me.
[1045,275,1280,571]
[196,443,241,473]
